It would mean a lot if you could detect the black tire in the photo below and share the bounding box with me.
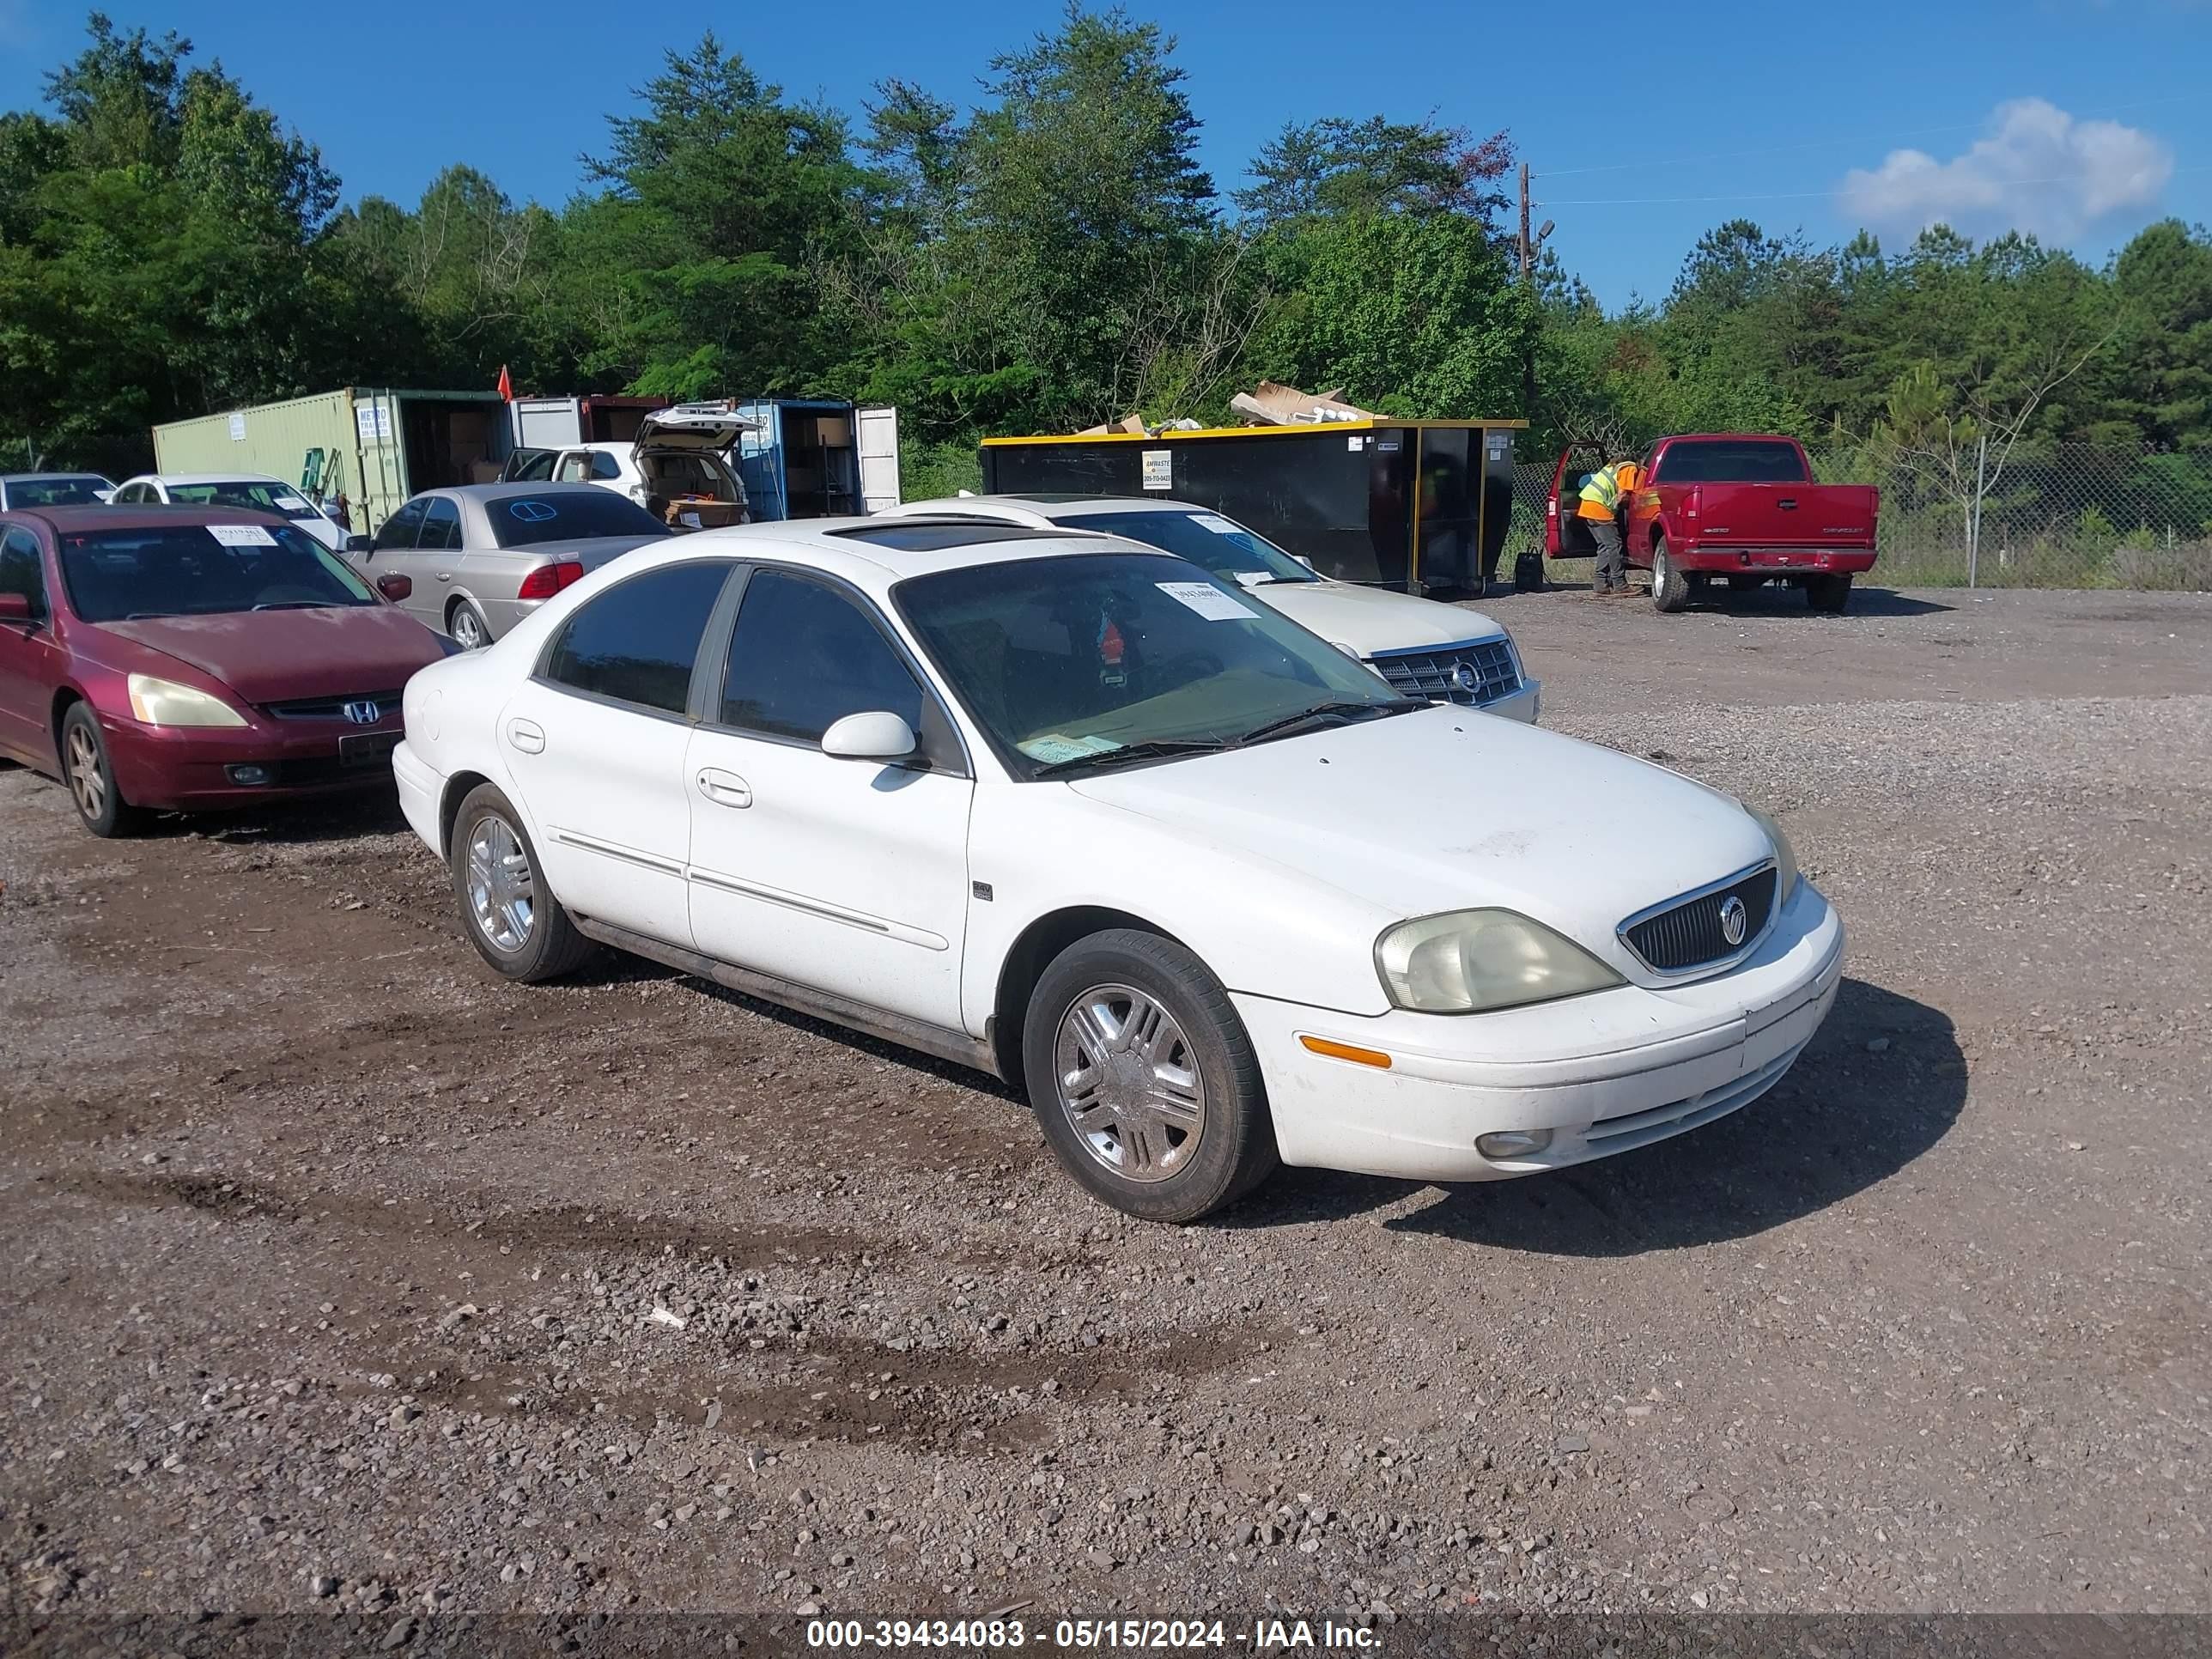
[1023,928,1279,1223]
[449,783,595,981]
[58,702,146,838]
[1650,538,1691,612]
[1806,573,1853,614]
[447,599,491,650]
[1513,550,1545,592]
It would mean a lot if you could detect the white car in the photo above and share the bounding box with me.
[110,473,355,550]
[392,517,1843,1222]
[507,405,751,530]
[881,495,1538,721]
[0,472,115,509]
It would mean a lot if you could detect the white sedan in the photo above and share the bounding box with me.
[109,473,356,550]
[882,495,1538,721]
[393,518,1842,1222]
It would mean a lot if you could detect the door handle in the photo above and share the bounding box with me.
[696,767,752,808]
[507,718,545,755]
[1777,498,1798,509]
[437,571,454,581]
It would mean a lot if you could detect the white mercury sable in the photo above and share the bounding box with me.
[393,517,1844,1222]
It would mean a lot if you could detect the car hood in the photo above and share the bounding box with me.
[1068,705,1770,963]
[96,607,449,703]
[1243,580,1508,656]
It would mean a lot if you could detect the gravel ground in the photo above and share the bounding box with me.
[2,583,2208,1641]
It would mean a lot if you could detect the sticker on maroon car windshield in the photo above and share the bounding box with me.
[206,524,278,547]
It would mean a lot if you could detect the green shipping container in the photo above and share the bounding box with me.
[152,387,512,537]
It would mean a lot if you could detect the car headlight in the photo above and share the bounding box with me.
[1376,908,1625,1014]
[1743,804,1800,905]
[126,673,248,728]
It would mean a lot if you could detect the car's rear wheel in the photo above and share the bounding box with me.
[450,783,593,981]
[59,703,144,838]
[447,599,490,650]
[1806,574,1854,613]
[1024,929,1278,1223]
[1650,538,1692,612]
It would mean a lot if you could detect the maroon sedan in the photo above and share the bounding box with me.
[0,505,453,836]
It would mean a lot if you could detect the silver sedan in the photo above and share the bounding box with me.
[349,483,672,647]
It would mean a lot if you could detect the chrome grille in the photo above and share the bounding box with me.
[1621,866,1778,974]
[1367,638,1519,707]
[260,690,404,721]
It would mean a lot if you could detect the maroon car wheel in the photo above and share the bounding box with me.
[59,704,144,839]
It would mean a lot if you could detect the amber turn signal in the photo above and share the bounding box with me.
[1298,1035,1392,1070]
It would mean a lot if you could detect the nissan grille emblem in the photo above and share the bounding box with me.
[342,700,381,726]
[1719,894,1749,947]
[1450,660,1481,696]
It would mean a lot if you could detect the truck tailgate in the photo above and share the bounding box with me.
[1690,483,1877,549]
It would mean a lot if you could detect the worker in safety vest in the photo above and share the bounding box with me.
[1577,458,1642,597]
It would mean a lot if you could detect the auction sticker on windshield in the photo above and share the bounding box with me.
[1189,514,1243,536]
[274,495,311,511]
[1157,581,1255,621]
[1018,732,1122,764]
[206,525,277,547]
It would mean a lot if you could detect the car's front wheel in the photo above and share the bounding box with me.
[450,783,594,981]
[1023,928,1279,1222]
[59,703,144,838]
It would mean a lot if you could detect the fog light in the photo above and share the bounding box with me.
[1475,1128,1553,1159]
[227,763,272,786]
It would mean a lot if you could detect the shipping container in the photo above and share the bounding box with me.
[979,419,1524,592]
[507,395,670,449]
[153,388,513,537]
[733,399,902,521]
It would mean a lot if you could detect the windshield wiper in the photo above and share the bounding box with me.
[252,600,335,611]
[1031,738,1239,779]
[1234,698,1421,746]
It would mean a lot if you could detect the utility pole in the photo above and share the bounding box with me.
[1516,162,1553,423]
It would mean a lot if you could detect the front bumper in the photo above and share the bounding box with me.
[1234,881,1844,1182]
[102,710,404,811]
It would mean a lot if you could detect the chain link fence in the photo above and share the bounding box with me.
[1503,446,2212,592]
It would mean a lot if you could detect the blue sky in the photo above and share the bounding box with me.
[3,0,2206,307]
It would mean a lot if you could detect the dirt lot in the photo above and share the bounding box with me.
[3,585,2208,1638]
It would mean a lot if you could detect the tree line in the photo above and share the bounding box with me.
[3,9,2207,498]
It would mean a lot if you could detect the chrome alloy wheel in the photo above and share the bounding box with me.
[450,605,487,649]
[1053,983,1207,1183]
[64,721,106,821]
[465,814,536,952]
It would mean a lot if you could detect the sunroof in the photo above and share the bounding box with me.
[829,521,1083,552]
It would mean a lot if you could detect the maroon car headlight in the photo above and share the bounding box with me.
[126,673,249,729]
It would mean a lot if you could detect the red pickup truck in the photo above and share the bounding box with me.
[1546,434,1879,613]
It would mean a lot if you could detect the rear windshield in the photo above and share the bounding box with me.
[166,480,326,519]
[1654,441,1809,483]
[9,476,108,507]
[488,491,668,549]
[58,523,377,622]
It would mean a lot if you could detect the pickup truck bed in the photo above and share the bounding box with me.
[1547,434,1879,613]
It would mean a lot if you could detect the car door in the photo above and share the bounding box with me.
[415,496,469,617]
[363,498,434,625]
[0,525,59,763]
[684,566,975,1031]
[500,558,738,948]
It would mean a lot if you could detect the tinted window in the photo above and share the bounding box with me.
[1654,441,1809,483]
[420,498,462,551]
[8,477,107,507]
[374,499,428,550]
[490,490,666,549]
[1076,509,1316,585]
[544,562,732,714]
[511,451,556,483]
[719,570,923,743]
[592,451,622,481]
[0,526,46,617]
[58,523,377,623]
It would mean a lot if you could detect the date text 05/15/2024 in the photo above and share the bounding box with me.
[805,1618,1384,1650]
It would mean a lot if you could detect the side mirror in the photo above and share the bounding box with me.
[345,534,374,555]
[0,592,33,623]
[376,573,413,603]
[821,710,917,762]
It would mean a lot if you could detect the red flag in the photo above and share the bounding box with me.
[496,364,514,400]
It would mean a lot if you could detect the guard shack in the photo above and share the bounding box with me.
[980,418,1524,592]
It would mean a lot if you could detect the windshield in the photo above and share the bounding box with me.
[9,476,109,507]
[165,480,327,520]
[1074,508,1318,586]
[896,552,1405,780]
[489,491,667,548]
[59,522,379,622]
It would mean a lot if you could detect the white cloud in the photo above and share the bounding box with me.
[1838,98,2173,241]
